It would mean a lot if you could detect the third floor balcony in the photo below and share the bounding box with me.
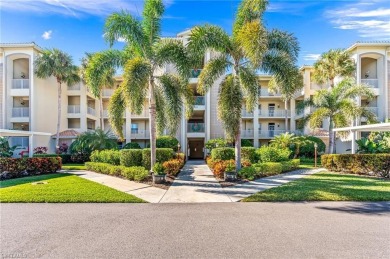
[12,79,30,89]
[258,88,281,97]
[67,105,81,114]
[258,109,290,118]
[187,122,205,133]
[194,96,205,109]
[12,107,29,117]
[361,79,378,88]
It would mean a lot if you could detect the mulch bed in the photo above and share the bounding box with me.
[217,178,249,188]
[139,174,175,190]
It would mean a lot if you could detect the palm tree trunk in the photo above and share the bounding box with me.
[149,78,156,170]
[328,118,335,154]
[284,100,288,133]
[100,94,104,130]
[55,82,62,153]
[235,127,241,171]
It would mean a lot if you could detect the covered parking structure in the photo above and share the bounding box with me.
[333,123,390,154]
[0,129,52,157]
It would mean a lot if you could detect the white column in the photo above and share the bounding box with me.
[253,104,259,148]
[125,109,131,143]
[351,130,356,154]
[290,99,296,132]
[29,134,33,157]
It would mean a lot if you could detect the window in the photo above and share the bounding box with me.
[131,123,138,134]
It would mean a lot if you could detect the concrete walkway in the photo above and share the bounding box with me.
[66,170,166,203]
[159,160,232,203]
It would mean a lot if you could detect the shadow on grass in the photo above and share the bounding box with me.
[0,173,70,188]
[316,202,390,216]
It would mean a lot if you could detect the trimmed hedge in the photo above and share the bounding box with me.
[256,146,291,162]
[253,162,283,176]
[211,147,235,161]
[321,154,390,178]
[85,162,149,181]
[163,158,185,176]
[33,154,72,164]
[122,142,141,149]
[241,147,257,163]
[0,157,62,180]
[238,166,257,181]
[90,150,121,165]
[156,136,179,151]
[120,149,143,167]
[142,148,174,170]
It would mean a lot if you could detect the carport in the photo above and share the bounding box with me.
[333,122,390,154]
[0,129,52,157]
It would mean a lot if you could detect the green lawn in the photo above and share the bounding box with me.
[243,172,390,202]
[0,173,145,203]
[62,163,86,170]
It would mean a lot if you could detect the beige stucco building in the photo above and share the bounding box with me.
[1,39,389,158]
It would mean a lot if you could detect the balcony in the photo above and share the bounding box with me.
[295,108,304,118]
[365,107,379,116]
[187,123,205,133]
[242,110,254,117]
[12,107,29,117]
[68,84,81,91]
[194,96,205,109]
[103,110,109,117]
[258,89,281,97]
[241,129,254,138]
[102,89,114,97]
[361,79,378,88]
[87,107,96,116]
[310,83,323,90]
[12,79,30,89]
[131,109,149,118]
[258,130,287,138]
[258,109,290,118]
[131,129,149,139]
[67,105,81,114]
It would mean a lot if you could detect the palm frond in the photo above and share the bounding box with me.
[309,107,331,128]
[233,0,268,37]
[267,29,300,62]
[108,87,126,140]
[198,55,230,94]
[239,66,258,112]
[142,0,164,45]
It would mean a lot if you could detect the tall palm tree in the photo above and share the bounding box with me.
[188,0,300,170]
[80,53,115,130]
[297,78,377,154]
[85,0,194,170]
[313,49,355,88]
[270,132,312,158]
[34,48,80,150]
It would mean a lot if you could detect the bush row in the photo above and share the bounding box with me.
[34,154,72,164]
[0,157,62,180]
[238,159,300,181]
[85,162,149,181]
[163,158,185,176]
[321,154,390,178]
[90,150,121,165]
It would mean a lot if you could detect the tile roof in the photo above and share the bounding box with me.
[51,129,80,138]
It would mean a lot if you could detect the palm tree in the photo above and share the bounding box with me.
[69,128,118,156]
[297,78,377,154]
[313,49,355,88]
[270,132,312,158]
[80,53,115,130]
[188,0,299,170]
[85,0,194,170]
[34,49,80,150]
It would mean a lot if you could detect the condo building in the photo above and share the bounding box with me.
[1,38,389,158]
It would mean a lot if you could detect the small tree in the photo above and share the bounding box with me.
[34,49,80,150]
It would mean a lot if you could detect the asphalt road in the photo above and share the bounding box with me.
[1,202,389,258]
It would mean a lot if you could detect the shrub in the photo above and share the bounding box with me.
[156,136,179,151]
[70,152,90,163]
[163,159,184,176]
[142,148,174,170]
[58,143,69,154]
[175,152,186,161]
[90,150,121,165]
[241,147,257,163]
[238,166,257,180]
[205,138,228,152]
[120,149,143,167]
[0,137,17,157]
[33,146,48,154]
[241,159,252,167]
[321,154,390,178]
[85,162,148,181]
[0,157,62,180]
[280,159,300,172]
[211,147,235,161]
[152,162,165,175]
[122,142,141,149]
[291,136,326,158]
[212,159,235,179]
[254,162,283,177]
[256,146,291,163]
[34,154,72,164]
[241,139,253,147]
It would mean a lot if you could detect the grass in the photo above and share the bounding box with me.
[0,173,145,203]
[243,172,390,202]
[62,163,86,170]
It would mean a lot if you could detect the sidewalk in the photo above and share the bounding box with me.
[66,170,166,203]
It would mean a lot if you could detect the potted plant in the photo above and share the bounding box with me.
[152,162,166,184]
[224,161,237,181]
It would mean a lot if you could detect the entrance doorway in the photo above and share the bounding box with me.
[268,123,275,137]
[188,139,204,159]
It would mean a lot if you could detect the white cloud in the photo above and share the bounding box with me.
[42,30,52,40]
[325,1,390,39]
[303,54,320,61]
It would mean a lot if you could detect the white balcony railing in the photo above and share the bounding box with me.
[87,107,96,116]
[67,105,81,114]
[258,130,287,138]
[365,107,379,116]
[187,123,205,133]
[310,83,323,90]
[258,89,281,97]
[12,107,29,117]
[295,108,304,117]
[12,79,30,89]
[131,110,149,118]
[68,84,81,90]
[102,89,114,97]
[361,79,378,88]
[194,96,205,106]
[131,129,149,139]
[103,110,109,117]
[258,109,290,117]
[242,110,254,117]
[241,129,254,138]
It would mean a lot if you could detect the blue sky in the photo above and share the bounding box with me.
[1,0,389,66]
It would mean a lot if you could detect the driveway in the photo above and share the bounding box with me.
[1,202,389,258]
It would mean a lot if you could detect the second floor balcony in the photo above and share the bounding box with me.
[102,89,115,97]
[258,89,281,97]
[258,109,290,117]
[194,96,205,109]
[241,129,254,138]
[242,110,254,117]
[187,123,205,133]
[258,129,287,138]
[361,79,378,88]
[12,79,30,89]
[130,129,149,139]
[12,107,29,117]
[87,107,96,116]
[68,84,81,91]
